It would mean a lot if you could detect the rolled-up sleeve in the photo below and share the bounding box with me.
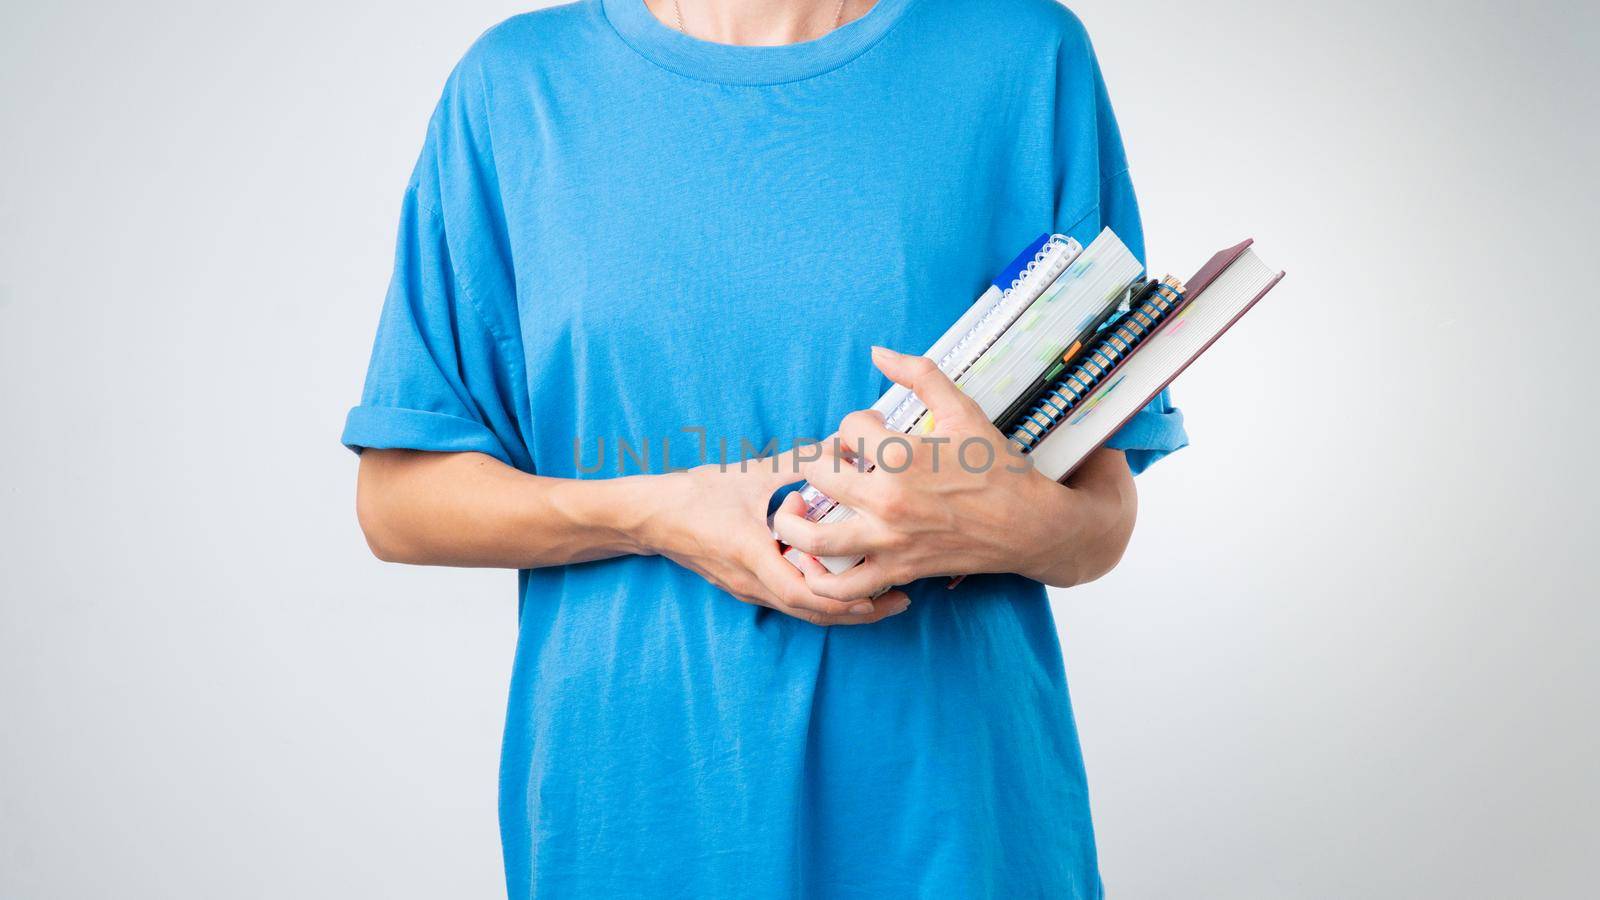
[342,56,531,472]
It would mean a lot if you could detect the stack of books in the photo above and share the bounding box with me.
[785,228,1285,575]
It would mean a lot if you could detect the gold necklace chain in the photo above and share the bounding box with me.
[672,0,849,37]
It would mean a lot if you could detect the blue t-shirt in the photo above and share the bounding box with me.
[344,0,1188,895]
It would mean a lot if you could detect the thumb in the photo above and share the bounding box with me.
[871,346,982,430]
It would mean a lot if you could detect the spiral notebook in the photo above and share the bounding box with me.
[782,231,1285,576]
[1003,274,1188,453]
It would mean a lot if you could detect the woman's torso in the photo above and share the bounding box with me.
[450,1,1116,895]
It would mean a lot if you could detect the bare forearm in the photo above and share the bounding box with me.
[356,449,664,568]
[1016,448,1138,588]
[353,447,910,625]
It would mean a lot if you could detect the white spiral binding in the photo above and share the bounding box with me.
[881,234,1077,432]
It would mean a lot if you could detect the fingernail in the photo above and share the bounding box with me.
[870,345,896,360]
[850,602,874,615]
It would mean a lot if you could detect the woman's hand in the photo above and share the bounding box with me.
[771,347,1138,599]
[636,450,912,626]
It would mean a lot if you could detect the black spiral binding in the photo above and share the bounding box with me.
[1007,277,1186,451]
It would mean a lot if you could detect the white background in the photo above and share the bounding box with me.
[2,1,1596,897]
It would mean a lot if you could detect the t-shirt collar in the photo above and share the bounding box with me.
[601,0,918,85]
